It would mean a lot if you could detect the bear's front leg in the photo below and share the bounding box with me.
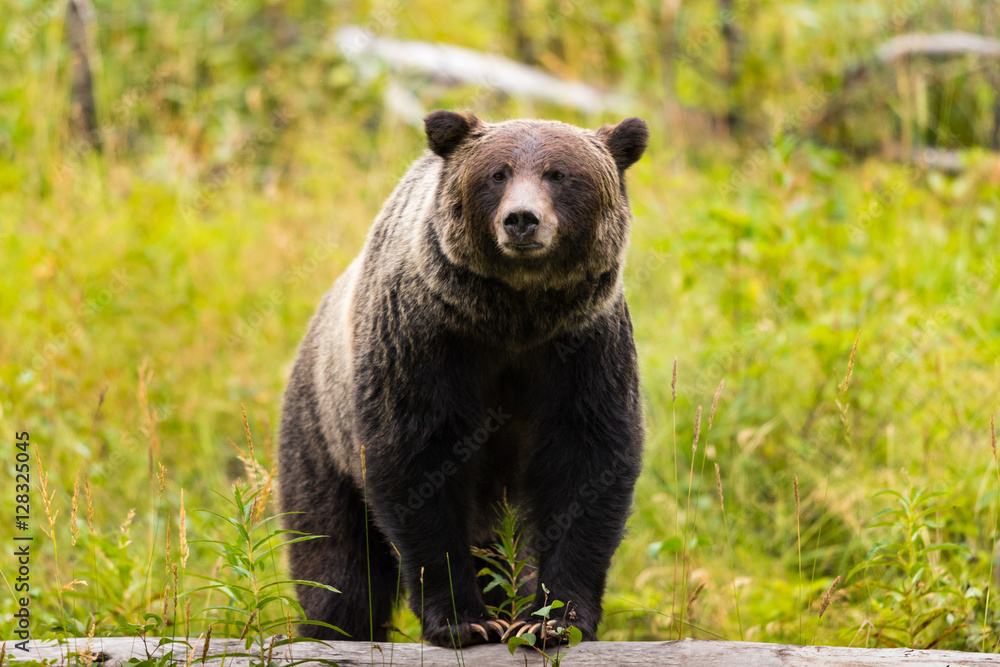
[522,310,644,641]
[361,417,506,647]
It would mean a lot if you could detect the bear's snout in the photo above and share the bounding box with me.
[496,177,557,256]
[503,207,541,245]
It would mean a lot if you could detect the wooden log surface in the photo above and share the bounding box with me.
[7,636,1000,666]
[876,31,1000,62]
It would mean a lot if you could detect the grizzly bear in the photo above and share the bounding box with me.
[279,110,647,647]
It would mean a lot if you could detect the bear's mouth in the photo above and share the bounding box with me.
[504,241,545,252]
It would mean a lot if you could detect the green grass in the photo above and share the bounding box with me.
[3,112,999,649]
[3,0,1000,654]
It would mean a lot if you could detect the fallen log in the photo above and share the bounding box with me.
[9,636,1000,666]
[876,31,1000,62]
[334,25,627,124]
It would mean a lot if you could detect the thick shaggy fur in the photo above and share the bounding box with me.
[279,111,648,647]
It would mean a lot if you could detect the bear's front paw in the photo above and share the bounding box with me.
[501,618,585,645]
[423,617,508,647]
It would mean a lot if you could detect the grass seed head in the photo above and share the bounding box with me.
[184,632,201,667]
[156,460,166,497]
[794,475,800,516]
[172,563,179,623]
[239,609,258,640]
[709,379,724,431]
[85,473,95,535]
[34,444,58,535]
[202,625,212,663]
[840,329,861,393]
[119,508,136,548]
[165,517,172,570]
[693,405,702,449]
[672,357,678,403]
[241,403,259,488]
[992,415,997,462]
[253,461,278,524]
[819,575,843,618]
[715,463,724,512]
[71,471,81,546]
[266,634,277,665]
[179,489,189,567]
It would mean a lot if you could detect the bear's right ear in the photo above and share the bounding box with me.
[424,110,481,158]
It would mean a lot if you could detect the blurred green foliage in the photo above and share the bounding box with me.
[2,0,1000,652]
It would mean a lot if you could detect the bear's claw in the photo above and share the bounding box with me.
[470,623,489,642]
[500,621,525,641]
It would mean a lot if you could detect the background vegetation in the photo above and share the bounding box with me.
[2,0,1000,655]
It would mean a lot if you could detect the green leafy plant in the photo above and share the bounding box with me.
[186,479,342,665]
[852,486,972,649]
[506,585,583,666]
[473,497,536,622]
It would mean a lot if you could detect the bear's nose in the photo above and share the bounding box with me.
[503,208,540,241]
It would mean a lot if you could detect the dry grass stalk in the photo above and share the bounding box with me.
[1,642,6,666]
[231,407,268,489]
[715,463,725,512]
[241,403,259,488]
[794,475,800,516]
[266,634,277,665]
[84,473,95,535]
[253,461,279,525]
[686,581,706,610]
[185,597,191,646]
[172,563,179,626]
[71,471,81,546]
[693,405,702,450]
[156,461,166,498]
[840,329,861,393]
[179,489,189,568]
[34,445,58,537]
[183,632,203,667]
[82,614,96,666]
[992,415,997,462]
[361,444,368,481]
[119,508,136,548]
[120,508,136,533]
[819,575,843,618]
[60,579,87,592]
[202,625,212,663]
[138,360,161,477]
[709,380,724,431]
[162,579,170,620]
[672,357,678,403]
[239,609,259,641]
[165,517,172,572]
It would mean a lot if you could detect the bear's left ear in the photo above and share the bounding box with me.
[597,117,649,172]
[424,110,482,158]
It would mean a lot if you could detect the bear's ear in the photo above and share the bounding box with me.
[424,110,481,158]
[597,117,649,172]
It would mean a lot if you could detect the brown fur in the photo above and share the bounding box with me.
[279,111,649,647]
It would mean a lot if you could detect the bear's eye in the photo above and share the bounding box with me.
[550,171,565,182]
[492,171,506,183]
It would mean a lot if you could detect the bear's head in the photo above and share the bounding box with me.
[424,111,648,291]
